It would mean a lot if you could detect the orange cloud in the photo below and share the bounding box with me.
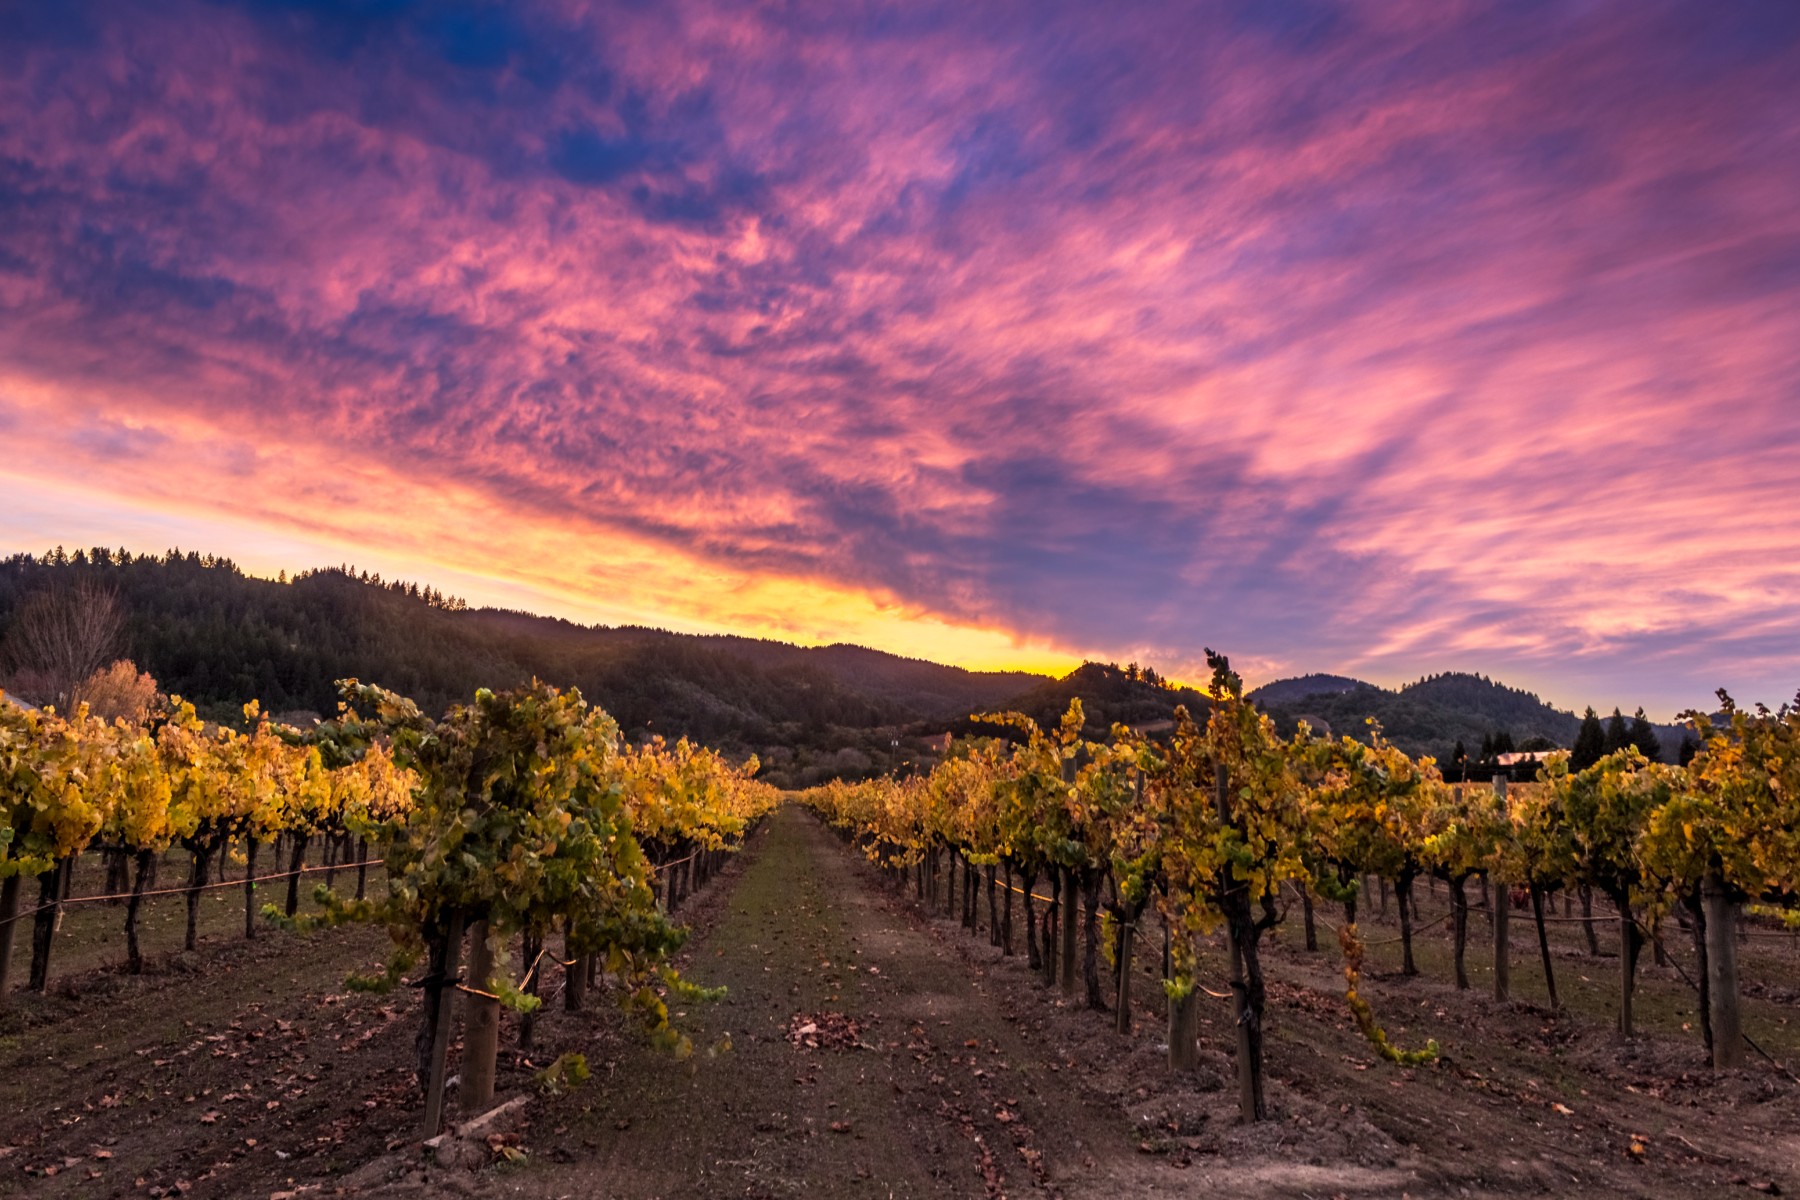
[2,1,1798,716]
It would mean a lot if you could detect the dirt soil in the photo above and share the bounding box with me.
[2,806,1795,1199]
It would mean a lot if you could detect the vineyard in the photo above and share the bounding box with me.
[0,660,1797,1197]
[801,656,1800,1126]
[0,679,780,1151]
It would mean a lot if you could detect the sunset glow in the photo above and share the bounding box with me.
[4,1,1798,715]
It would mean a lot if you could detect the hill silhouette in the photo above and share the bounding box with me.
[2,549,1694,784]
[1244,673,1366,706]
[956,661,1211,740]
[0,549,1041,788]
[1253,671,1686,765]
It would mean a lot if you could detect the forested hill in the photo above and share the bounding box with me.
[1251,671,1687,764]
[1243,673,1364,706]
[1254,673,1575,761]
[957,661,1212,739]
[0,550,1042,758]
[1,549,1693,781]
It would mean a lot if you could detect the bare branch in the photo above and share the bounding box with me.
[1,576,125,711]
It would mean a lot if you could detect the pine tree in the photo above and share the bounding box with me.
[1571,706,1607,770]
[1628,708,1662,761]
[1603,707,1630,755]
[1678,735,1699,767]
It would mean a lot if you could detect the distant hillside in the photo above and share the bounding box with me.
[957,661,1212,740]
[688,638,1038,720]
[0,549,1051,788]
[1245,674,1367,707]
[1255,671,1686,765]
[1,549,1698,788]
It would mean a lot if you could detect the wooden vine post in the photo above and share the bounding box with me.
[1618,906,1635,1036]
[945,845,956,917]
[1114,770,1143,1034]
[243,838,260,939]
[1528,882,1559,1009]
[1700,872,1743,1068]
[1157,763,1197,1069]
[564,926,586,1012]
[284,833,309,918]
[1449,785,1470,989]
[1491,776,1510,1002]
[1021,864,1040,970]
[27,866,61,990]
[1001,861,1014,955]
[1167,960,1200,1071]
[1114,915,1134,1032]
[1059,757,1079,999]
[124,849,156,974]
[0,875,21,1004]
[463,918,501,1107]
[422,910,466,1138]
[1216,761,1258,1123]
[0,878,29,1005]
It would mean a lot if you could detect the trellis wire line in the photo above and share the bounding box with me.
[0,858,387,929]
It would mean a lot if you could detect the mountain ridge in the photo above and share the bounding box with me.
[2,549,1697,781]
[1244,673,1366,707]
[1249,670,1688,765]
[0,551,1045,787]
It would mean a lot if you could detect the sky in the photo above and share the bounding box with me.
[2,1,1798,719]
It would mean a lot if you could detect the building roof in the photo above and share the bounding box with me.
[1496,750,1554,765]
[0,688,38,712]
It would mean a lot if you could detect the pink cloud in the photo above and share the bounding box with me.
[2,0,1797,715]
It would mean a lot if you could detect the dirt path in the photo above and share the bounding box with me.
[494,804,1165,1199]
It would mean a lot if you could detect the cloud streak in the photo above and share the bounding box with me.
[2,0,1798,715]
